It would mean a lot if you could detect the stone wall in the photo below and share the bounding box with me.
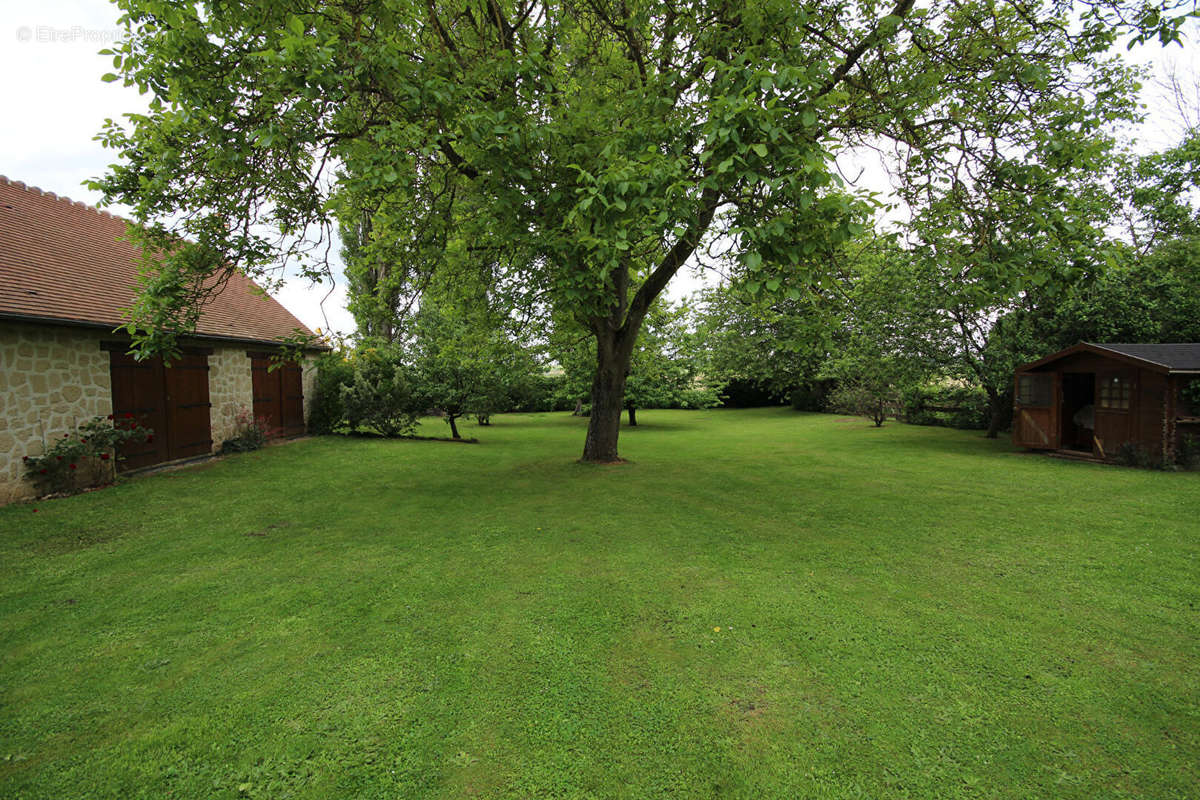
[0,322,114,505]
[1,320,322,505]
[208,345,254,447]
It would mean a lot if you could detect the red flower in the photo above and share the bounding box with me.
[81,438,88,443]
[39,469,47,475]
[107,414,114,420]
[125,413,134,418]
[56,456,63,461]
[100,453,110,461]
[146,435,154,443]
[22,455,28,462]
[69,464,77,470]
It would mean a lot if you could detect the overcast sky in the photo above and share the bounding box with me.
[2,2,1195,340]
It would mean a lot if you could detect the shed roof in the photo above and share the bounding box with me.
[1089,343,1200,371]
[0,175,318,347]
[1017,342,1200,374]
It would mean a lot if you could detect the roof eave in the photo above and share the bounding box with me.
[0,312,330,352]
[1014,342,1172,374]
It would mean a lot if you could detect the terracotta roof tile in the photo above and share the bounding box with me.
[0,175,318,345]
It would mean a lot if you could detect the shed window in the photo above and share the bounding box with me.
[1098,376,1131,410]
[1017,375,1052,407]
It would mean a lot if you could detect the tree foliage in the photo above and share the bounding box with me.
[92,0,1194,459]
[552,300,720,423]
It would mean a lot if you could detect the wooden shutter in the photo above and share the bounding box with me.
[251,357,305,437]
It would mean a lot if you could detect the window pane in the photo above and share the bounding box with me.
[1018,375,1052,407]
[1099,376,1130,410]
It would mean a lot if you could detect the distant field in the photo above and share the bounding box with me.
[1,408,1197,798]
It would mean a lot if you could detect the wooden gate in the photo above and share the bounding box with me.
[1012,372,1059,449]
[251,356,306,438]
[109,350,213,469]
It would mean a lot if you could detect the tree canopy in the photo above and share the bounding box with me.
[93,0,1195,460]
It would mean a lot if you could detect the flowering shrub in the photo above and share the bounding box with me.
[219,406,272,453]
[22,415,151,496]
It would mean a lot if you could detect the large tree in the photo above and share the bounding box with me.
[552,300,719,425]
[94,0,1192,461]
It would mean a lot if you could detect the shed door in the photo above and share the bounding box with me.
[1013,372,1060,449]
[252,357,305,437]
[110,352,213,469]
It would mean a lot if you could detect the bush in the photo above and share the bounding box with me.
[23,415,151,496]
[1113,441,1162,470]
[899,384,989,430]
[219,407,270,453]
[1183,378,1200,416]
[340,348,420,437]
[506,373,572,412]
[790,381,834,412]
[677,385,724,409]
[308,353,354,434]
[1177,434,1200,471]
[720,379,787,408]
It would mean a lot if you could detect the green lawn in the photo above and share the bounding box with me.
[1,408,1197,798]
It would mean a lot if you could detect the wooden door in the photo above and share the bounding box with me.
[110,351,213,469]
[280,362,305,437]
[251,357,283,434]
[252,357,305,437]
[164,355,213,459]
[110,352,169,469]
[1013,372,1059,449]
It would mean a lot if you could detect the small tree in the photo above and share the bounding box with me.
[826,379,897,427]
[409,305,535,439]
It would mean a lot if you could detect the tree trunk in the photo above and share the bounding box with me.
[448,414,461,439]
[627,406,637,426]
[985,388,1005,439]
[581,335,631,462]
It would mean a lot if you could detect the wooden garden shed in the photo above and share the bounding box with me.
[1012,342,1200,463]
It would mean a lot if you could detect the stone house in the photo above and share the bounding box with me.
[0,176,325,504]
